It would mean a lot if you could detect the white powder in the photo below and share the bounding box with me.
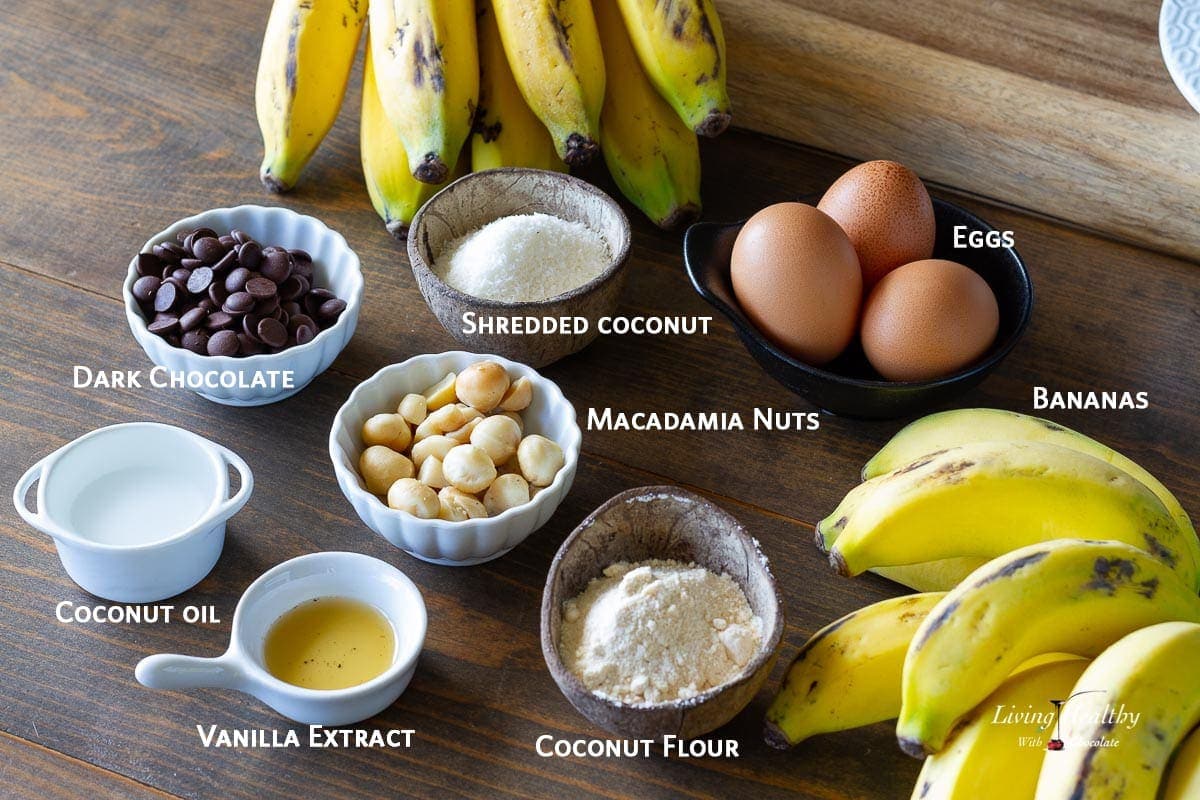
[559,559,763,706]
[435,212,610,302]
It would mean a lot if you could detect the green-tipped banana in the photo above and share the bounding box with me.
[898,540,1200,757]
[864,408,1197,547]
[613,0,730,136]
[1035,622,1200,799]
[593,0,701,229]
[764,593,944,748]
[368,0,478,184]
[255,0,367,192]
[818,440,1196,591]
[913,658,1089,800]
[1164,724,1200,800]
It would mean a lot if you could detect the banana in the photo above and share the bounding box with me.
[613,0,730,136]
[471,0,565,173]
[1035,621,1200,800]
[368,0,478,184]
[255,0,367,192]
[593,0,701,229]
[361,37,458,238]
[871,559,985,593]
[897,539,1200,757]
[913,658,1089,800]
[764,593,944,748]
[491,0,605,165]
[1164,724,1200,800]
[863,408,1198,548]
[817,440,1196,591]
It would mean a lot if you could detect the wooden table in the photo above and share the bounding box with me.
[1,1,1196,798]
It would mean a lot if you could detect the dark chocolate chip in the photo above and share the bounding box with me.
[257,316,287,348]
[245,276,277,300]
[186,266,214,294]
[318,298,346,319]
[224,267,251,293]
[255,295,280,316]
[147,314,179,335]
[207,329,239,356]
[230,229,251,245]
[278,275,304,302]
[192,236,225,264]
[180,257,204,270]
[260,250,291,283]
[204,311,235,330]
[223,291,255,314]
[181,329,209,354]
[208,282,229,306]
[237,240,262,269]
[137,252,162,277]
[237,333,265,355]
[171,268,192,284]
[218,234,236,248]
[153,281,179,312]
[288,248,312,264]
[180,306,208,332]
[295,324,316,345]
[212,249,238,274]
[242,313,263,341]
[132,275,161,302]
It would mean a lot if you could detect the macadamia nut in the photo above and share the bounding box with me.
[441,444,497,493]
[423,372,458,411]
[445,416,482,444]
[455,361,509,412]
[417,455,448,489]
[470,415,522,465]
[387,478,439,518]
[398,393,427,425]
[362,413,412,451]
[484,473,530,515]
[359,446,414,495]
[438,487,488,521]
[498,376,532,411]
[517,434,564,487]
[415,404,466,442]
[411,434,457,468]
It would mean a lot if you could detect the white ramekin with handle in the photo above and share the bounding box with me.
[13,422,253,602]
[123,205,363,406]
[329,351,582,565]
[136,551,426,726]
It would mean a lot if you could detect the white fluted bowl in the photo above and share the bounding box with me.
[330,352,581,565]
[124,205,363,406]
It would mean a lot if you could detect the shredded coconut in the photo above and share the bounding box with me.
[435,213,610,302]
[559,559,763,706]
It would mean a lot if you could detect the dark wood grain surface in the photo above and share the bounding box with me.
[0,0,1196,799]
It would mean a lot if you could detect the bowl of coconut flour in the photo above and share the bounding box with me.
[407,168,631,367]
[540,486,785,741]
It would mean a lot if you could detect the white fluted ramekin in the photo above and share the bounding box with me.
[123,205,363,406]
[330,352,581,565]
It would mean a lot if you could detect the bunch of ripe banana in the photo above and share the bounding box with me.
[764,409,1200,799]
[255,0,724,237]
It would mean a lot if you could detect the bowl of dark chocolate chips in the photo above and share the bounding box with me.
[124,205,363,406]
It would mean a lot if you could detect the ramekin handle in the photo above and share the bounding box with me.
[12,456,54,537]
[211,444,254,520]
[136,652,247,692]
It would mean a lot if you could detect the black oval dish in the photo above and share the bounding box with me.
[683,198,1033,420]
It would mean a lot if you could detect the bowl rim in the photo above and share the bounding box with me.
[540,485,786,714]
[328,350,583,531]
[123,204,365,369]
[407,167,632,310]
[683,196,1034,391]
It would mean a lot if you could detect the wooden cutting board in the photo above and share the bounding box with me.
[722,0,1200,262]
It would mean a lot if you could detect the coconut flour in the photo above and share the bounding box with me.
[436,212,610,302]
[559,560,763,706]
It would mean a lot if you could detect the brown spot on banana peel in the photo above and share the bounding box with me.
[384,219,410,240]
[763,720,792,750]
[974,551,1050,587]
[260,170,291,194]
[414,153,449,184]
[694,109,731,137]
[549,2,574,65]
[656,203,701,231]
[563,133,599,165]
[1141,532,1178,568]
[898,735,930,759]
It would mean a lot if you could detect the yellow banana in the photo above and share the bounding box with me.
[361,38,458,239]
[898,540,1200,757]
[1035,622,1200,800]
[863,408,1198,548]
[368,0,478,184]
[593,0,701,229]
[913,658,1089,800]
[613,0,730,136]
[764,593,944,748]
[472,0,565,172]
[818,440,1196,591]
[255,0,367,192]
[491,0,605,165]
[1164,724,1200,800]
[871,559,985,593]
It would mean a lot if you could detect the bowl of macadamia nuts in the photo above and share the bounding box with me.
[329,351,581,565]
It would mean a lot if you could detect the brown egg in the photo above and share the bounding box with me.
[730,202,862,365]
[818,160,935,288]
[861,258,999,382]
